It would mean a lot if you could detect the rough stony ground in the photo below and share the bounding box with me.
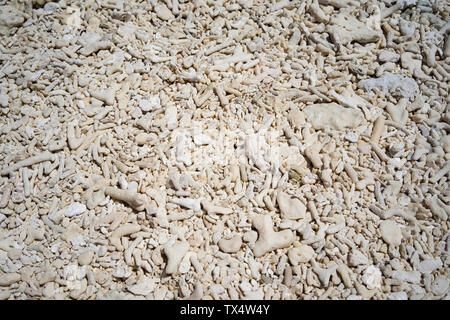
[0,0,449,300]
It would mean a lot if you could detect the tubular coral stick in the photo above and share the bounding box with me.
[201,200,233,215]
[104,186,146,211]
[0,184,12,208]
[1,152,55,176]
[214,85,229,107]
[344,163,359,184]
[67,123,83,150]
[205,40,234,56]
[429,161,450,183]
[368,140,390,162]
[370,116,385,144]
[110,224,141,251]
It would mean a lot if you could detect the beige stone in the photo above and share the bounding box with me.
[78,249,95,266]
[277,191,306,220]
[379,220,402,246]
[441,135,450,153]
[0,289,11,300]
[303,103,364,131]
[288,244,315,265]
[155,4,174,21]
[0,273,21,286]
[218,235,242,253]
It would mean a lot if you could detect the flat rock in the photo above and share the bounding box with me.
[445,35,450,58]
[243,230,258,243]
[399,19,416,36]
[288,108,305,128]
[347,295,363,300]
[94,270,109,285]
[243,288,264,300]
[358,72,419,99]
[344,132,359,143]
[0,272,21,286]
[431,275,449,296]
[303,103,364,131]
[210,284,225,298]
[90,89,115,105]
[77,32,102,47]
[387,292,408,300]
[288,244,315,265]
[126,277,157,296]
[0,94,8,107]
[441,135,450,153]
[386,102,408,125]
[113,265,132,279]
[0,6,25,35]
[349,249,369,266]
[418,258,443,274]
[64,202,87,217]
[138,95,160,112]
[86,190,105,210]
[401,52,427,78]
[218,235,242,253]
[135,133,150,145]
[154,4,174,21]
[78,249,95,266]
[378,50,400,63]
[42,282,56,298]
[0,289,10,300]
[62,223,85,246]
[391,270,421,284]
[277,191,306,220]
[178,252,194,274]
[98,289,136,300]
[379,220,402,246]
[328,11,382,45]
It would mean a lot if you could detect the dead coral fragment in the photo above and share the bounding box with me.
[252,215,294,257]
